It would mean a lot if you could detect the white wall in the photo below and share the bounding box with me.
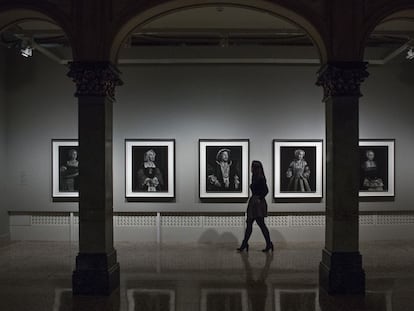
[4,52,414,241]
[5,51,76,213]
[360,62,414,211]
[114,64,324,213]
[0,47,8,236]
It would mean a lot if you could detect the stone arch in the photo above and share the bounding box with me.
[361,5,414,59]
[110,0,328,64]
[0,5,74,58]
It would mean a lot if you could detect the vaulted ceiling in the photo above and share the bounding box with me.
[1,6,413,65]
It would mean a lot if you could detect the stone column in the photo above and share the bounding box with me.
[68,62,122,296]
[316,62,369,295]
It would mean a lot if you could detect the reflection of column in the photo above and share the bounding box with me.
[316,62,368,295]
[68,62,122,295]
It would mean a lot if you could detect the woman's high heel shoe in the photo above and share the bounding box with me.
[262,242,274,252]
[237,244,249,252]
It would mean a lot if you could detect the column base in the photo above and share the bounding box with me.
[72,250,120,296]
[319,248,365,295]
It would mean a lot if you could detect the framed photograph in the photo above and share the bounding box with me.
[273,140,323,199]
[52,139,79,200]
[199,139,249,199]
[359,139,395,197]
[125,139,175,200]
[201,288,248,311]
[127,289,175,311]
[274,288,320,311]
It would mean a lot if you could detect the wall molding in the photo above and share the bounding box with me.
[8,210,414,228]
[8,211,414,243]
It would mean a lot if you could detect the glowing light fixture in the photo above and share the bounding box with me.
[19,38,33,57]
[407,47,414,60]
[20,46,33,57]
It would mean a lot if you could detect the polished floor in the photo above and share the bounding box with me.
[0,240,413,311]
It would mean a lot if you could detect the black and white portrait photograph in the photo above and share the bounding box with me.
[274,140,323,199]
[199,139,249,199]
[52,139,79,200]
[359,140,395,197]
[125,139,175,200]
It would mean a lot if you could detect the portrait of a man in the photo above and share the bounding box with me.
[199,139,249,199]
[206,146,242,192]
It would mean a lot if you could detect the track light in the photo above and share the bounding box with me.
[18,38,33,57]
[407,47,414,60]
[20,46,33,57]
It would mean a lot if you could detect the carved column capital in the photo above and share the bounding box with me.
[68,62,123,99]
[316,62,369,100]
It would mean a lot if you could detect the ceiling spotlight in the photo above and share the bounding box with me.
[407,47,414,60]
[19,38,34,57]
[20,46,33,57]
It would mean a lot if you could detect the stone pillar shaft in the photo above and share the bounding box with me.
[68,62,122,295]
[317,62,369,295]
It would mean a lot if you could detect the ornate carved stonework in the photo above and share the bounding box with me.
[316,62,369,100]
[68,62,123,99]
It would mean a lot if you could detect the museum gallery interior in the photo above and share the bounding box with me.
[1,0,414,310]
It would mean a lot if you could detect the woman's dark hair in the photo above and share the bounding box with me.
[251,160,265,180]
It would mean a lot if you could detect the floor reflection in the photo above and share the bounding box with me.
[53,288,120,311]
[242,252,272,311]
[0,241,413,311]
[201,288,248,311]
[275,288,319,311]
[51,287,395,311]
[127,289,175,311]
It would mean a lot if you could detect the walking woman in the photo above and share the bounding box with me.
[237,160,273,252]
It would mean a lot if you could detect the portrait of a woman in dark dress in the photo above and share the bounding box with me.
[59,148,79,192]
[286,149,311,192]
[361,149,384,191]
[136,149,164,192]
